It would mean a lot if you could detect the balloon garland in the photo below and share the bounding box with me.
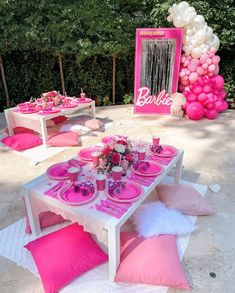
[167,1,228,120]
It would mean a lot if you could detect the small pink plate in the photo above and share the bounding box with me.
[37,108,61,115]
[46,162,70,180]
[57,183,96,206]
[131,160,163,177]
[150,144,178,157]
[106,180,143,203]
[18,109,38,114]
[59,103,78,109]
[76,98,92,103]
[78,146,102,161]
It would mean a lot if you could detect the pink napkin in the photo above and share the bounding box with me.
[127,173,156,187]
[67,159,87,167]
[44,181,67,198]
[149,155,174,165]
[95,199,131,218]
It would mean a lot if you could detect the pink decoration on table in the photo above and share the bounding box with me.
[44,181,67,197]
[134,28,183,115]
[24,223,108,293]
[78,146,102,161]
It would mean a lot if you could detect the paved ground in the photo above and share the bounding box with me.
[0,105,234,292]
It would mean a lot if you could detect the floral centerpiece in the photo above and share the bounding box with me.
[98,136,133,175]
[41,90,62,108]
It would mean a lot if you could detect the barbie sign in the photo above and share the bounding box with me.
[134,28,183,114]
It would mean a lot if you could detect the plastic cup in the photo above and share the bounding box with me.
[152,136,160,146]
[80,93,86,100]
[137,149,146,161]
[112,166,123,180]
[67,167,80,182]
[36,103,43,111]
[96,173,106,191]
[91,151,101,167]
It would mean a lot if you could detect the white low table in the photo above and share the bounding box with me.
[23,148,183,281]
[4,101,96,147]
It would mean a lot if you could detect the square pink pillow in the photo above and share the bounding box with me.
[115,232,189,289]
[156,184,214,216]
[25,210,65,234]
[47,131,80,146]
[51,115,68,125]
[25,223,108,293]
[1,133,42,151]
[85,119,104,130]
[4,127,34,135]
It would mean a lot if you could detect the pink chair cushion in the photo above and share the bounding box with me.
[25,223,108,293]
[47,131,80,146]
[1,133,42,151]
[157,184,214,216]
[115,232,189,289]
[4,127,34,135]
[51,115,68,125]
[25,211,65,234]
[85,119,104,130]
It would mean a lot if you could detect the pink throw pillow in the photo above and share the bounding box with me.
[47,131,80,147]
[157,184,214,216]
[115,232,189,289]
[25,211,65,234]
[51,115,68,125]
[4,127,34,135]
[85,119,104,130]
[1,133,42,151]
[25,223,108,293]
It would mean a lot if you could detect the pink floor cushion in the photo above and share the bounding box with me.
[25,211,65,234]
[47,131,80,146]
[4,127,34,135]
[1,133,42,151]
[51,115,68,125]
[157,184,214,216]
[115,232,189,289]
[24,223,108,293]
[85,119,104,130]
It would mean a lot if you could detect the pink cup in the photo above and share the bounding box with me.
[96,173,106,191]
[48,101,54,107]
[137,149,146,161]
[67,167,80,182]
[80,93,86,100]
[36,103,43,111]
[91,152,101,167]
[152,136,160,146]
[112,166,123,181]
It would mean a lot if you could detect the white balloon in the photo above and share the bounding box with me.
[167,16,173,22]
[195,29,207,43]
[209,34,220,51]
[191,47,203,58]
[173,16,185,27]
[178,1,190,10]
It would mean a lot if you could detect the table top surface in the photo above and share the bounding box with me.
[22,143,183,230]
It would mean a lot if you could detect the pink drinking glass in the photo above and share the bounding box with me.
[80,93,86,100]
[96,173,106,191]
[152,136,160,146]
[91,152,101,168]
[112,166,123,180]
[67,167,80,183]
[137,149,146,161]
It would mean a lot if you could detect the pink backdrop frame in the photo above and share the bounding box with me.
[134,28,183,115]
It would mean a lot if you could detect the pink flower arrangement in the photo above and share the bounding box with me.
[41,90,62,108]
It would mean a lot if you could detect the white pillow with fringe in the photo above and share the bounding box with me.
[132,201,196,238]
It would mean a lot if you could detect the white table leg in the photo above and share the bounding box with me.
[91,101,96,118]
[108,226,120,281]
[24,191,41,237]
[4,109,14,135]
[173,152,184,184]
[40,117,48,147]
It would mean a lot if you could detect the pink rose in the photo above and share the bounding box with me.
[124,153,132,163]
[116,140,127,146]
[103,147,112,156]
[111,152,121,164]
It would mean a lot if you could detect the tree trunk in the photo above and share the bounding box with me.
[112,54,116,104]
[0,55,10,107]
[58,51,65,95]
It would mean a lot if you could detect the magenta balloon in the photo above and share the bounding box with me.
[182,101,190,110]
[198,93,207,102]
[219,88,227,99]
[206,102,216,110]
[205,109,218,120]
[221,100,228,111]
[186,102,204,120]
[193,85,202,94]
[215,100,223,112]
[183,90,190,97]
[207,93,213,99]
[203,84,212,93]
[187,93,197,102]
[214,75,224,89]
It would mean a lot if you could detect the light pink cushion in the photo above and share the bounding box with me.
[25,211,65,234]
[47,131,80,146]
[85,119,104,130]
[51,115,68,125]
[157,184,214,216]
[115,232,189,289]
[1,133,42,151]
[25,223,108,293]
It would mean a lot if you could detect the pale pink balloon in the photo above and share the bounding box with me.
[186,102,204,120]
[188,63,197,72]
[197,66,204,76]
[180,71,186,78]
[186,70,191,75]
[214,64,219,75]
[206,58,212,65]
[205,109,218,119]
[208,64,216,72]
[202,63,208,69]
[192,58,200,65]
[200,53,209,63]
[212,55,220,64]
[181,56,186,63]
[189,72,199,83]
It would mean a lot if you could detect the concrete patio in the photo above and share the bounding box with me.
[0,105,234,292]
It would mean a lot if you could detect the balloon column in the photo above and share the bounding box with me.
[167,1,228,120]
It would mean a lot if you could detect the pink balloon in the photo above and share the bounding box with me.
[214,65,219,75]
[186,102,204,120]
[203,84,212,93]
[206,58,212,65]
[220,88,227,99]
[200,54,209,63]
[205,109,218,120]
[202,63,208,69]
[214,75,224,89]
[182,101,190,110]
[187,93,197,102]
[206,102,215,110]
[189,72,199,83]
[198,92,207,102]
[215,100,223,112]
[193,85,202,94]
[221,100,228,111]
[183,90,190,97]
[180,71,186,78]
[207,93,213,99]
[181,79,189,86]
[212,55,220,64]
[208,64,216,72]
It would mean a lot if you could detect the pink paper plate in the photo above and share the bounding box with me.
[59,104,78,109]
[46,162,70,180]
[76,98,92,103]
[37,108,61,115]
[131,160,163,177]
[57,183,96,205]
[17,109,38,114]
[106,180,143,203]
[150,144,178,157]
[78,146,102,161]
